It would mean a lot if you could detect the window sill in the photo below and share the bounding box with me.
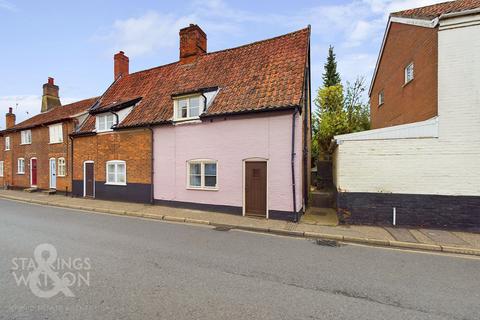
[17,173,25,175]
[403,79,414,88]
[378,103,384,108]
[96,129,114,134]
[173,117,201,124]
[49,141,64,145]
[57,175,66,178]
[20,143,32,146]
[105,182,127,186]
[186,186,219,191]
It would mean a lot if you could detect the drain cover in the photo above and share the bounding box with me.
[213,226,232,232]
[314,239,342,247]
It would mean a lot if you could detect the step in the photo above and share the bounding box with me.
[42,189,57,195]
[23,187,39,193]
[310,190,335,208]
[302,207,339,226]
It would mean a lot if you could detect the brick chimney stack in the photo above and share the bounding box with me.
[114,51,129,80]
[179,24,207,64]
[6,107,15,129]
[41,77,61,113]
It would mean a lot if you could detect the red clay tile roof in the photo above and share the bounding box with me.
[10,97,98,131]
[79,27,309,132]
[391,0,480,20]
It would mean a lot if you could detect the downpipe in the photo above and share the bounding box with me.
[291,108,299,222]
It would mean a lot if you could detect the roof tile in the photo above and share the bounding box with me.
[79,27,309,132]
[391,0,480,20]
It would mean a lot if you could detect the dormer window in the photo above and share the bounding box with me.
[174,96,202,121]
[96,113,116,132]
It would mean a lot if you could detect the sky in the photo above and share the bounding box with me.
[0,0,445,129]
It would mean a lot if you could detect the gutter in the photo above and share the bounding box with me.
[440,8,480,19]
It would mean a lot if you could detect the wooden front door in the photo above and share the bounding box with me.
[31,159,37,187]
[245,161,267,217]
[84,162,95,198]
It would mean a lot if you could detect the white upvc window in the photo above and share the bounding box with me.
[20,130,32,145]
[96,114,115,132]
[5,137,10,151]
[106,160,126,185]
[17,158,25,174]
[378,90,384,106]
[0,161,4,177]
[49,123,63,144]
[187,160,218,190]
[174,96,202,121]
[57,158,66,177]
[405,62,414,84]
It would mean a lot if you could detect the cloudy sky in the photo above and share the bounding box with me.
[0,0,445,129]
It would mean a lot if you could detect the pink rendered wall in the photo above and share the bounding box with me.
[153,112,303,214]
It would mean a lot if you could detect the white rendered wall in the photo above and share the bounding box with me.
[334,14,480,196]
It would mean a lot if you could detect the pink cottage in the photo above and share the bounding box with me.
[73,24,311,221]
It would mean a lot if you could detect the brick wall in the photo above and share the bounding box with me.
[370,22,438,129]
[334,16,480,230]
[72,128,152,201]
[3,121,74,192]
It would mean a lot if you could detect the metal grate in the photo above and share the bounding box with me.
[313,239,343,247]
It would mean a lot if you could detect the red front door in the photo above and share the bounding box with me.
[31,159,37,186]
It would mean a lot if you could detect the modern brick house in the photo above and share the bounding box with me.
[333,0,480,231]
[0,78,96,193]
[72,25,311,221]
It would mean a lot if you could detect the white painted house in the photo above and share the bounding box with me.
[333,2,480,231]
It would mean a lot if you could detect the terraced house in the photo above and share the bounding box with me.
[71,24,311,221]
[0,78,96,193]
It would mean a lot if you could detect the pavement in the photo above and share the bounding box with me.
[0,189,479,257]
[1,198,479,320]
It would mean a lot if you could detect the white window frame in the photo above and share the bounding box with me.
[404,62,414,84]
[5,136,10,151]
[17,158,25,174]
[96,114,116,133]
[186,159,218,190]
[0,161,3,177]
[378,90,384,106]
[173,95,203,122]
[105,160,127,186]
[20,130,32,145]
[57,157,66,177]
[49,123,64,144]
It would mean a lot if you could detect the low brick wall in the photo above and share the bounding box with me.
[337,192,480,232]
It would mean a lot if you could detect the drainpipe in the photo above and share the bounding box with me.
[69,134,74,197]
[291,108,299,222]
[147,126,154,204]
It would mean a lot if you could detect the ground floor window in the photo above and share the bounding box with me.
[106,160,126,185]
[58,158,66,177]
[17,158,25,174]
[0,161,3,177]
[187,160,217,190]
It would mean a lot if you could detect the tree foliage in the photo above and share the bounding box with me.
[322,46,341,87]
[313,77,370,160]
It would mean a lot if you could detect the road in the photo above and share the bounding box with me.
[0,199,479,320]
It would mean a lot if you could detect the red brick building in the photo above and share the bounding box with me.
[0,78,96,192]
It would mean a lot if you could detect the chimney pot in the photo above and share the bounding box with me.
[179,24,207,64]
[114,51,129,80]
[8,107,12,114]
[48,77,54,85]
